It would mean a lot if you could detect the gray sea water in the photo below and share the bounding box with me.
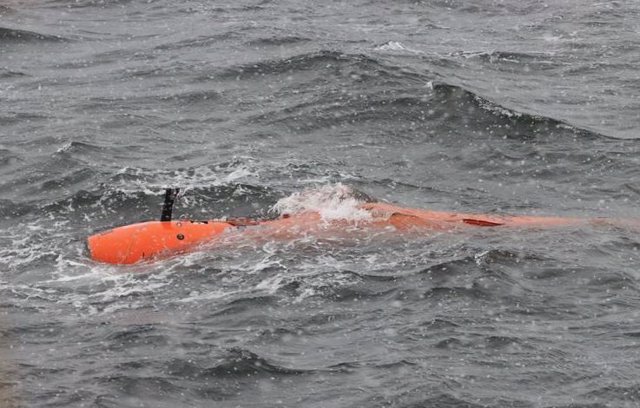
[2,1,640,407]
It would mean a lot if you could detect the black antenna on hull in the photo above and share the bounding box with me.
[160,188,180,221]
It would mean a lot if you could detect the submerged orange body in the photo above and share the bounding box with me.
[87,202,590,265]
[360,203,584,229]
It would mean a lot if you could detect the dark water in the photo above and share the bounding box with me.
[2,0,640,406]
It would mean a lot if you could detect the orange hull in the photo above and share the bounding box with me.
[87,220,233,264]
[87,202,592,265]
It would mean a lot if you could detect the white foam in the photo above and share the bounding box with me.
[272,183,372,222]
[112,158,258,194]
[375,41,422,54]
[377,41,407,51]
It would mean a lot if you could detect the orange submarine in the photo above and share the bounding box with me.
[87,188,613,265]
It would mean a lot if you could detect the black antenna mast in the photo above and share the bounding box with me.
[160,188,180,221]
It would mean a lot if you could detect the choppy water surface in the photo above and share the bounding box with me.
[2,1,640,407]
